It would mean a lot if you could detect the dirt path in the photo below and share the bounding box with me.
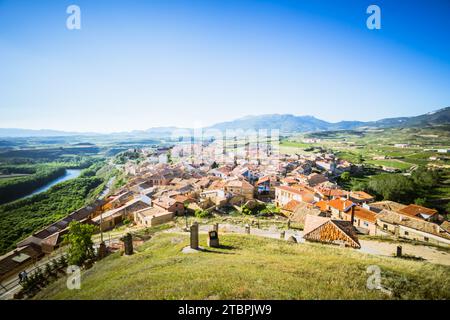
[359,240,450,266]
[172,223,450,266]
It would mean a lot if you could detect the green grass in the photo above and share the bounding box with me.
[36,232,450,300]
[365,160,413,170]
[280,141,312,149]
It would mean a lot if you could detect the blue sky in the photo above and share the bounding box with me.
[0,0,449,132]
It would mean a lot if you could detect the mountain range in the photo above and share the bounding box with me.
[0,107,449,138]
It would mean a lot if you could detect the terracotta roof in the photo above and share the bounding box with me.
[173,195,195,204]
[350,191,374,200]
[303,215,330,235]
[257,176,271,184]
[331,220,361,247]
[303,215,360,248]
[226,179,254,190]
[276,185,314,197]
[281,177,297,185]
[377,210,450,240]
[153,197,177,209]
[314,200,329,212]
[370,201,407,213]
[291,203,323,224]
[208,180,226,190]
[352,206,377,223]
[328,198,354,212]
[282,200,302,212]
[316,187,348,198]
[398,204,438,219]
[135,206,168,218]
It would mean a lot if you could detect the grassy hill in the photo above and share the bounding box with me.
[36,232,450,300]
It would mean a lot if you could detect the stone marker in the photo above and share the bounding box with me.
[396,245,402,257]
[120,233,133,255]
[208,230,219,248]
[287,236,297,243]
[280,231,286,239]
[98,241,107,259]
[190,222,199,250]
[245,224,250,234]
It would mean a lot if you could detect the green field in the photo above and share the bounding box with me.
[36,232,450,300]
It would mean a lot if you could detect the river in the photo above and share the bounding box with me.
[23,169,82,199]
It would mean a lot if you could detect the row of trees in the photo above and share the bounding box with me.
[0,175,103,255]
[351,167,442,206]
[0,166,66,204]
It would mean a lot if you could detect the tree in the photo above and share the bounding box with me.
[65,221,96,266]
[414,198,427,206]
[445,202,450,215]
[211,161,219,169]
[194,209,209,218]
[340,172,351,182]
[366,174,416,203]
[356,154,364,164]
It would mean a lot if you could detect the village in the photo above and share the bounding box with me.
[2,134,449,298]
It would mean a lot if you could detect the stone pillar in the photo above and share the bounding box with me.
[98,241,107,259]
[396,245,402,257]
[287,219,291,229]
[121,233,133,255]
[280,231,285,239]
[245,224,250,234]
[190,222,199,250]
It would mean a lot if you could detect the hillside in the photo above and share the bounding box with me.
[36,232,450,300]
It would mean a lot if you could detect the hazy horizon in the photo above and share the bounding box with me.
[1,0,450,133]
[0,106,448,134]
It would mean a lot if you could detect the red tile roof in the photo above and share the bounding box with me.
[328,198,354,212]
[314,200,329,212]
[352,206,377,223]
[282,200,302,212]
[398,204,438,219]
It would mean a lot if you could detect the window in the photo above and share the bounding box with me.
[404,231,409,236]
[364,222,369,227]
[383,224,387,230]
[424,237,429,242]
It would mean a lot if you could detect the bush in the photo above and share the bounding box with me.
[194,209,210,218]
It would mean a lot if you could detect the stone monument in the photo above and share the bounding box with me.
[120,233,133,255]
[396,245,402,257]
[190,222,199,250]
[208,230,219,248]
[98,241,107,259]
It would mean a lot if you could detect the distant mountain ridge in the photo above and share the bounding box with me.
[0,107,448,137]
[209,107,450,132]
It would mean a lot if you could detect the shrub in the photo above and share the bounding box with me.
[194,209,210,218]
